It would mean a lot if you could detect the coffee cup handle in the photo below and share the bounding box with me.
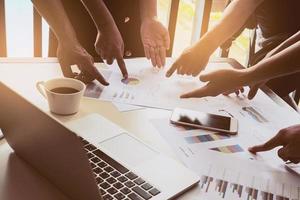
[36,81,47,98]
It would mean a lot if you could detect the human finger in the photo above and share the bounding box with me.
[144,45,151,60]
[177,65,185,75]
[159,46,166,67]
[116,56,128,79]
[288,159,300,164]
[79,57,109,86]
[199,71,218,82]
[166,58,181,77]
[58,59,74,78]
[149,46,157,67]
[155,47,163,68]
[248,85,260,100]
[185,68,194,76]
[76,66,95,84]
[180,85,213,99]
[248,131,287,154]
[223,88,241,96]
[278,147,289,162]
[106,57,114,65]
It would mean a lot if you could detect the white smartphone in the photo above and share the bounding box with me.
[170,108,238,135]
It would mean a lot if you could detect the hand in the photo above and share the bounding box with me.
[140,18,170,68]
[249,125,300,164]
[222,81,266,99]
[180,68,247,98]
[95,24,128,78]
[57,42,109,85]
[166,41,211,77]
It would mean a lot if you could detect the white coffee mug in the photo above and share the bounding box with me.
[36,78,86,115]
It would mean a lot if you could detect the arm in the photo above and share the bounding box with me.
[80,0,115,32]
[201,0,264,54]
[139,0,157,21]
[247,38,300,84]
[31,0,77,45]
[81,0,128,78]
[265,31,300,58]
[31,0,108,85]
[139,0,170,67]
[167,0,264,77]
[249,124,300,164]
[180,35,300,98]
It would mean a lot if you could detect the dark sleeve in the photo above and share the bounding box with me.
[49,0,144,61]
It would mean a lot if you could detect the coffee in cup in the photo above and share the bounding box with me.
[36,78,86,115]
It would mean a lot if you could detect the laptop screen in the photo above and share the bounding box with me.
[0,82,101,200]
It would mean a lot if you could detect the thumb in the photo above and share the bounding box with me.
[166,58,181,77]
[199,71,218,82]
[248,85,259,100]
[248,131,285,154]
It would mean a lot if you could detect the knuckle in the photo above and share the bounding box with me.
[278,129,287,137]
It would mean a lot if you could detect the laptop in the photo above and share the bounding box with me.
[0,82,199,200]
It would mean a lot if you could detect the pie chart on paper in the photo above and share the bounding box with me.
[121,77,140,85]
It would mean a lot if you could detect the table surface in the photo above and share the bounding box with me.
[0,57,293,200]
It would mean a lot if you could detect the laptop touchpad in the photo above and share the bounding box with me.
[98,133,157,168]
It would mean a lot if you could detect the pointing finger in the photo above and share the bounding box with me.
[180,85,213,99]
[248,131,286,154]
[166,58,181,77]
[58,59,74,78]
[116,56,128,79]
[80,57,109,86]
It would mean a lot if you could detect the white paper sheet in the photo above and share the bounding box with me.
[151,118,287,169]
[112,102,144,112]
[186,149,300,200]
[98,58,236,112]
[151,117,300,199]
[89,58,300,127]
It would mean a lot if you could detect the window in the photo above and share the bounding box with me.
[5,0,49,57]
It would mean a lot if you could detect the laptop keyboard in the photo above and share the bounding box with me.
[80,137,161,200]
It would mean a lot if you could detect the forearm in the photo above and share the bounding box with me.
[81,0,116,32]
[139,0,157,21]
[246,41,300,84]
[265,31,300,58]
[31,0,77,44]
[195,0,263,54]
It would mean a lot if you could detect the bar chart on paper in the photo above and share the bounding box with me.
[188,151,300,200]
[98,59,249,112]
[210,144,244,154]
[185,134,230,144]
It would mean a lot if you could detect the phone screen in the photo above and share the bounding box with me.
[171,108,231,131]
